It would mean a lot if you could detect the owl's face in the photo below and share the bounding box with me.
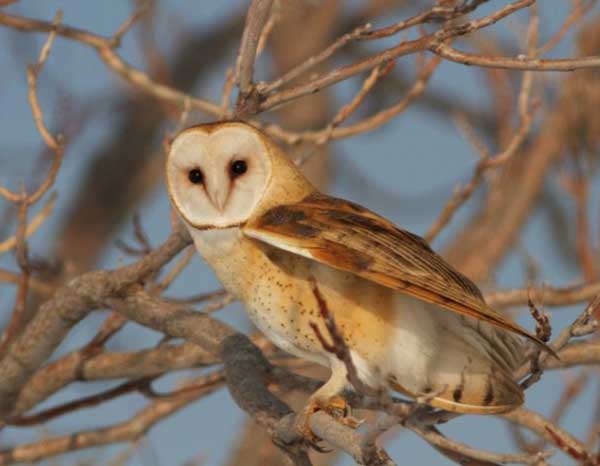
[166,123,272,228]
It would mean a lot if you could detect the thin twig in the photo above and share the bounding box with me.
[0,193,56,255]
[309,281,381,397]
[235,0,274,112]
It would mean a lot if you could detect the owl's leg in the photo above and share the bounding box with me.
[295,362,362,449]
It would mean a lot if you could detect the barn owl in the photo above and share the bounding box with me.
[166,121,550,425]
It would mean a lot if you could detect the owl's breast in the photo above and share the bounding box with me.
[239,243,402,369]
[189,227,260,299]
[189,228,332,365]
[242,244,333,365]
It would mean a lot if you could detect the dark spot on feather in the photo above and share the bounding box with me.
[259,207,306,226]
[290,223,320,238]
[452,386,463,402]
[453,369,467,402]
[484,378,494,405]
[314,240,373,271]
[325,209,390,233]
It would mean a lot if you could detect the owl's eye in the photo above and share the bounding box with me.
[230,160,247,177]
[188,168,204,184]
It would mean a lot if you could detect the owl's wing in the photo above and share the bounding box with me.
[244,192,552,354]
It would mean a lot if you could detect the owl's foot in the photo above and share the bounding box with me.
[295,399,331,452]
[295,395,363,451]
[326,395,364,429]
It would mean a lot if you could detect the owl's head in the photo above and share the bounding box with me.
[166,121,312,229]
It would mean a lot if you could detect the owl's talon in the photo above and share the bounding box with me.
[296,395,363,452]
[325,395,364,429]
[326,395,349,417]
[310,441,333,454]
[295,399,330,452]
[339,414,364,429]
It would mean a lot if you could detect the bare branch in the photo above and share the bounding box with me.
[0,374,220,465]
[235,0,274,97]
[0,193,56,255]
[430,42,600,71]
[0,225,192,417]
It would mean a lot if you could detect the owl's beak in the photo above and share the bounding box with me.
[207,180,230,213]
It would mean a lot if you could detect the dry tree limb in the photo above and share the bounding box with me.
[515,294,600,384]
[0,373,223,466]
[12,341,216,417]
[329,60,395,129]
[308,411,396,466]
[265,56,441,144]
[544,341,600,370]
[301,59,396,149]
[527,294,551,343]
[255,0,538,112]
[257,33,432,112]
[0,193,56,255]
[255,5,279,58]
[259,0,528,108]
[548,370,591,429]
[8,377,157,427]
[535,0,596,56]
[220,67,236,113]
[406,424,551,466]
[111,0,150,47]
[0,269,53,295]
[560,156,599,283]
[107,289,396,464]
[503,407,597,465]
[442,9,600,280]
[430,42,600,71]
[0,201,31,356]
[424,93,536,242]
[360,0,490,41]
[0,225,192,417]
[425,8,540,243]
[520,290,552,390]
[417,403,592,463]
[0,11,224,116]
[445,101,573,280]
[106,291,398,464]
[2,0,593,149]
[220,333,396,466]
[166,288,228,304]
[486,281,600,308]
[235,0,274,105]
[548,294,600,351]
[0,11,64,356]
[9,370,225,428]
[257,23,373,95]
[0,11,64,205]
[152,245,194,293]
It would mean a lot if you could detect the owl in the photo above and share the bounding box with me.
[165,121,549,423]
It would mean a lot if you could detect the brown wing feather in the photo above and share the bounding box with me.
[244,192,553,354]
